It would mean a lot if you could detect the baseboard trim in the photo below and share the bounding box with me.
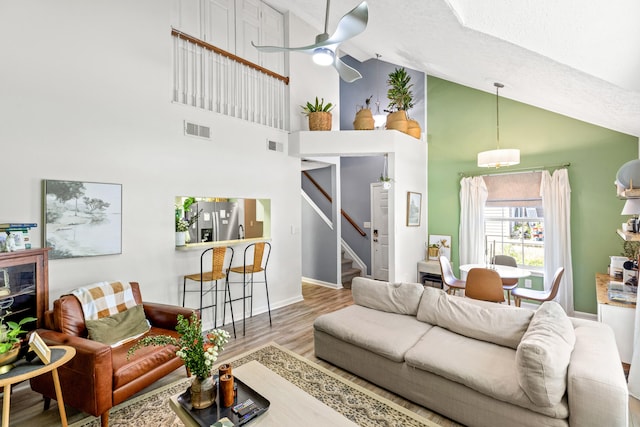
[302,277,342,289]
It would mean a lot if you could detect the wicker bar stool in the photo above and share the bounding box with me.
[224,242,271,337]
[183,246,234,331]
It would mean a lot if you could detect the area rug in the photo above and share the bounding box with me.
[69,343,443,427]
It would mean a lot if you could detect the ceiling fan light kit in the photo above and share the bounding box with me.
[312,47,335,66]
[477,82,520,168]
[252,0,368,82]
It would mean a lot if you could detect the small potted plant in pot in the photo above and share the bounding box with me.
[386,67,421,138]
[301,97,334,131]
[0,312,37,373]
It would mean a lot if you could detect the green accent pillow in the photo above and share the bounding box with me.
[86,304,150,346]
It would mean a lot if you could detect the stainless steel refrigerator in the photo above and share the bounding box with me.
[188,201,240,243]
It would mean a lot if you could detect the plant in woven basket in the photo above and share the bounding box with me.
[127,312,229,380]
[300,97,334,116]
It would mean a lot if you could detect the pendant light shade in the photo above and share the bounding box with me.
[477,148,520,168]
[477,82,520,168]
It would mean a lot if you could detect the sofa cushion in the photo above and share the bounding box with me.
[516,301,575,407]
[85,304,150,347]
[352,277,424,316]
[314,305,432,362]
[405,326,569,419]
[417,287,534,349]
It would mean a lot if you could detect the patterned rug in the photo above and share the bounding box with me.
[69,343,441,427]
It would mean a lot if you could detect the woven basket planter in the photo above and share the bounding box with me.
[308,112,332,131]
[353,109,374,130]
[407,119,421,139]
[386,110,408,133]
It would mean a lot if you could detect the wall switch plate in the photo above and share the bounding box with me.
[363,222,371,228]
[524,279,532,288]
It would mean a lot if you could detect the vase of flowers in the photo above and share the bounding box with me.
[128,312,230,409]
[175,198,202,246]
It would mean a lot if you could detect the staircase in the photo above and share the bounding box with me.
[341,251,362,289]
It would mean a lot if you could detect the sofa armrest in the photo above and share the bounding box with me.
[29,328,114,417]
[143,301,199,330]
[568,320,628,427]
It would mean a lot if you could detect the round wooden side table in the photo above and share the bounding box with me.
[0,345,76,427]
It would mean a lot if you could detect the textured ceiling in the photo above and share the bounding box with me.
[266,0,640,137]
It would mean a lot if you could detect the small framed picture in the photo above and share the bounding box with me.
[406,192,422,226]
[29,331,51,364]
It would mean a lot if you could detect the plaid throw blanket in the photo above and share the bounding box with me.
[71,281,138,321]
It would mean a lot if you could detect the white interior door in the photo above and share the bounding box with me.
[371,183,389,281]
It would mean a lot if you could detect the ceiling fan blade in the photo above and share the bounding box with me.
[326,1,368,45]
[251,41,316,54]
[334,55,362,83]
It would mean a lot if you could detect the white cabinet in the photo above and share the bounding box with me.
[596,273,635,363]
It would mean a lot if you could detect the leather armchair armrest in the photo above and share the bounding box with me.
[143,302,199,330]
[35,328,113,374]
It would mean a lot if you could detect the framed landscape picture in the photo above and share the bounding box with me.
[44,180,122,259]
[406,192,422,226]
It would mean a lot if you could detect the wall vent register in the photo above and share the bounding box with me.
[184,121,211,139]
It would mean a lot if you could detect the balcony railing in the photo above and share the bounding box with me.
[171,28,289,130]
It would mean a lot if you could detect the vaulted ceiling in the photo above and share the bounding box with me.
[267,0,640,137]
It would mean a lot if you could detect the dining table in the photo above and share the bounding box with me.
[458,263,532,280]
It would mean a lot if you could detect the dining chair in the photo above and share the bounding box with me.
[464,268,505,303]
[182,246,234,331]
[224,242,272,337]
[438,256,466,295]
[512,267,565,307]
[491,255,519,305]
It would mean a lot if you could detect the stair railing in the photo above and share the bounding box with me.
[171,28,289,130]
[302,171,367,237]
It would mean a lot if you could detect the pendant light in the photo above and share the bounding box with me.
[372,54,387,129]
[477,82,520,168]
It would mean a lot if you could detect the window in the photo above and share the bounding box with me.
[483,172,544,268]
[484,206,544,267]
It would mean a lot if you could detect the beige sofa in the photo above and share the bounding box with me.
[314,277,628,427]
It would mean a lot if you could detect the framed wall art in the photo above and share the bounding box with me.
[44,180,122,259]
[406,191,422,226]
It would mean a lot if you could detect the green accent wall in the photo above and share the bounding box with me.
[427,76,638,314]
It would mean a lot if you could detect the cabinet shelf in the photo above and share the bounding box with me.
[617,229,640,241]
[0,248,49,329]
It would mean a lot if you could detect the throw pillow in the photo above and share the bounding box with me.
[516,301,576,407]
[86,304,150,347]
[417,287,533,349]
[352,277,424,315]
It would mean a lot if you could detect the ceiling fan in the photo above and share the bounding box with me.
[252,0,368,83]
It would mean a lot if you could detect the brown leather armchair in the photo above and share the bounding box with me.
[30,282,196,427]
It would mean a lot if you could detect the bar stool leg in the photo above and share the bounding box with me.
[224,278,236,338]
[264,271,272,326]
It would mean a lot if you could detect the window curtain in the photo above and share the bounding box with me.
[540,168,574,315]
[459,176,488,265]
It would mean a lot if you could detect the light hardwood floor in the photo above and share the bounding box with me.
[4,283,459,426]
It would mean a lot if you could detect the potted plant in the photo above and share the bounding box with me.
[0,312,37,373]
[386,67,421,138]
[128,312,230,409]
[353,96,375,130]
[175,197,201,246]
[301,97,334,131]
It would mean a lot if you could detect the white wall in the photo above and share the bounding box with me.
[286,12,341,132]
[0,0,302,329]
